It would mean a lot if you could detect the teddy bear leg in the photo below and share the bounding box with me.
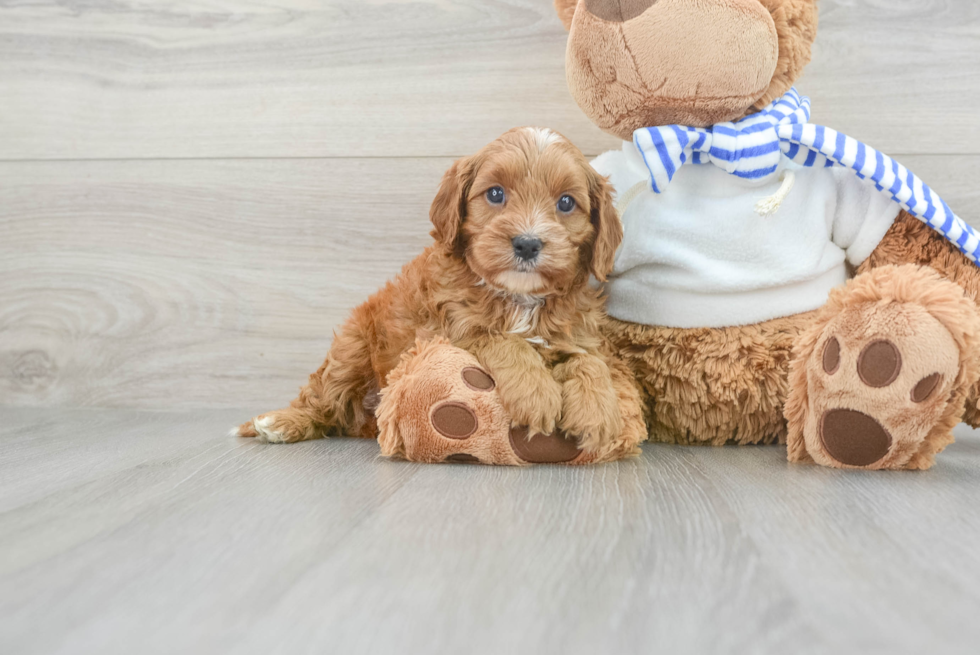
[858,210,980,427]
[785,264,980,471]
[376,337,630,465]
[603,314,812,446]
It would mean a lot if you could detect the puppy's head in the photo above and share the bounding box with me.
[430,127,621,297]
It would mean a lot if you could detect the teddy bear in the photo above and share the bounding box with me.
[553,0,980,470]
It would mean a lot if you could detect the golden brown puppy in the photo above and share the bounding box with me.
[237,127,641,456]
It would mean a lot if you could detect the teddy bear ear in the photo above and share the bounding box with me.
[554,0,578,30]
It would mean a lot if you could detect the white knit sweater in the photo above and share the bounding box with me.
[592,141,900,328]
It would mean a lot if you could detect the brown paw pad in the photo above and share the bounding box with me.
[911,373,942,404]
[857,339,901,388]
[461,367,495,391]
[444,453,481,464]
[584,0,656,23]
[822,337,840,375]
[820,409,892,467]
[509,426,581,464]
[431,402,478,439]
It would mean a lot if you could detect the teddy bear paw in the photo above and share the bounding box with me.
[798,305,963,470]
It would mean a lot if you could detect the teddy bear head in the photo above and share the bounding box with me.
[555,0,819,140]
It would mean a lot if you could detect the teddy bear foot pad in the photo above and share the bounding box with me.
[789,266,980,471]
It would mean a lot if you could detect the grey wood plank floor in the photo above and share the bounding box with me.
[2,407,980,654]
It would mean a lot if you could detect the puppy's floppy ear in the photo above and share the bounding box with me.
[430,156,475,250]
[554,0,577,30]
[586,169,622,282]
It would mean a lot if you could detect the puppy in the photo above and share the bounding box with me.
[238,127,638,455]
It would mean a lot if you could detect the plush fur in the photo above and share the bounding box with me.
[558,0,817,138]
[238,127,644,459]
[603,310,814,446]
[861,212,980,426]
[377,337,525,465]
[785,264,980,470]
[751,0,820,111]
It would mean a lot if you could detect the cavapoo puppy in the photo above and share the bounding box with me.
[237,127,646,461]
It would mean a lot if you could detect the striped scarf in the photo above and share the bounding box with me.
[632,88,979,264]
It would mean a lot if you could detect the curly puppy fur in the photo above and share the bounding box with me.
[785,264,980,470]
[239,127,644,458]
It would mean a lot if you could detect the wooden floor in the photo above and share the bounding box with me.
[2,407,980,654]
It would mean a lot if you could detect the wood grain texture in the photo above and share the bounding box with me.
[3,156,979,410]
[1,407,979,654]
[1,0,979,160]
[0,157,445,409]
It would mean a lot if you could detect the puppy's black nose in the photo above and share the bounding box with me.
[512,235,543,261]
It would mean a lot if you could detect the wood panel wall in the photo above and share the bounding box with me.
[2,0,979,409]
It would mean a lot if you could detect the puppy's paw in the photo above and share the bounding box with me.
[497,370,563,437]
[559,376,623,455]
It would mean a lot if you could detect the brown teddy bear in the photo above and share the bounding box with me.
[555,0,980,470]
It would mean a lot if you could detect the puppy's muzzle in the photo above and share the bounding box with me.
[512,235,543,262]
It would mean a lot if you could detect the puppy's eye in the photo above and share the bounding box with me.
[557,195,576,213]
[486,186,505,205]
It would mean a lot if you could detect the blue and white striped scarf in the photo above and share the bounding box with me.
[632,88,979,264]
